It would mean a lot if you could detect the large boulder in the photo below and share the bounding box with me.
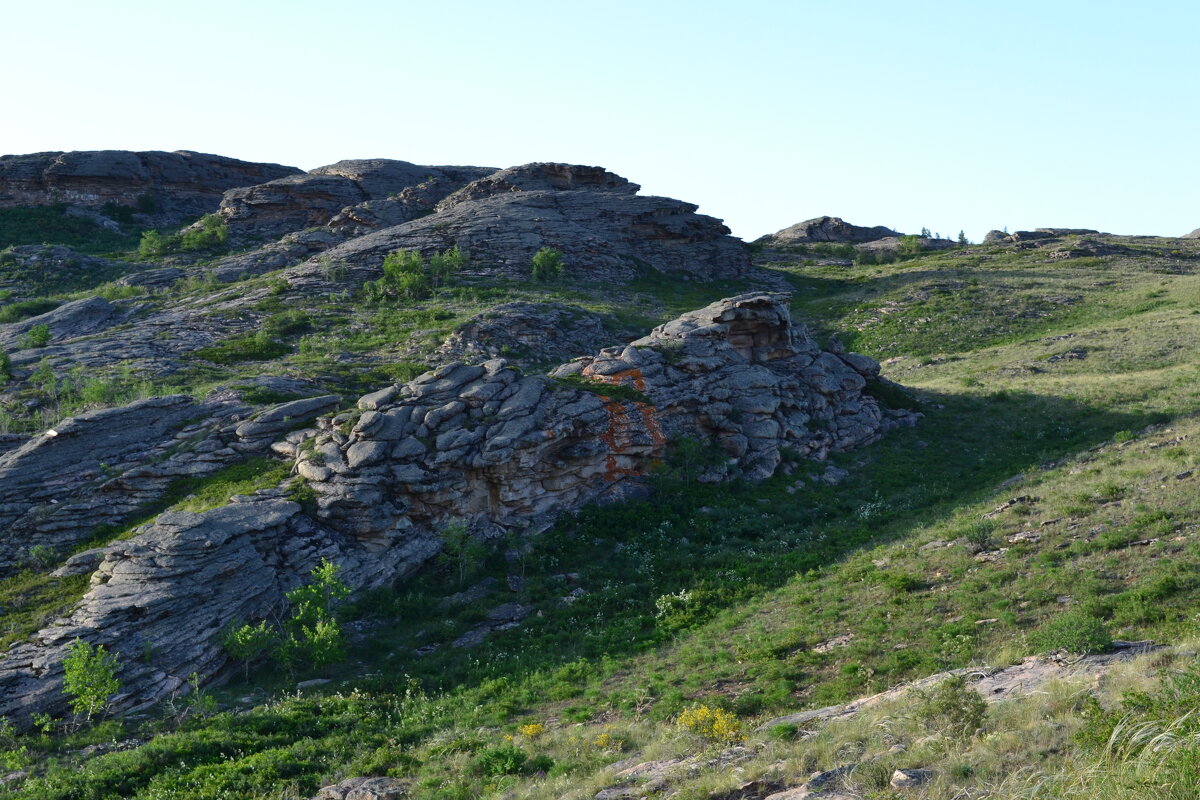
[0,296,121,350]
[301,292,914,550]
[0,150,300,223]
[292,163,751,283]
[757,216,900,246]
[1181,228,1200,239]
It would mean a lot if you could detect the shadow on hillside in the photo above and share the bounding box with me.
[332,386,1161,698]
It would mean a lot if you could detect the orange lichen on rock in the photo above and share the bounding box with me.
[597,397,665,481]
[583,366,648,392]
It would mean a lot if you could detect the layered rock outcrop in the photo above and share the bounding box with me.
[0,294,913,725]
[756,216,900,246]
[0,150,300,223]
[0,496,428,724]
[217,159,494,240]
[300,293,910,551]
[291,163,751,284]
[985,228,1102,244]
[433,302,629,368]
[0,393,339,572]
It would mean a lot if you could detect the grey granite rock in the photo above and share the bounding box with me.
[0,150,300,224]
[287,163,750,285]
[756,216,900,246]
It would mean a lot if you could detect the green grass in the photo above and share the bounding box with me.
[9,238,1200,798]
[0,206,141,254]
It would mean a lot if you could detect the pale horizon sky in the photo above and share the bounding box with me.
[4,1,1198,242]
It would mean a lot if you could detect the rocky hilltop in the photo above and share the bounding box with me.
[0,150,300,224]
[255,162,752,284]
[756,216,900,246]
[0,293,912,724]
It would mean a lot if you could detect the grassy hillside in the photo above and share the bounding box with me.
[5,236,1200,798]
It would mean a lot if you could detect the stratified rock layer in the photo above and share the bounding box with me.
[301,292,909,552]
[757,216,900,246]
[0,394,340,571]
[0,150,300,223]
[293,163,751,283]
[217,159,494,240]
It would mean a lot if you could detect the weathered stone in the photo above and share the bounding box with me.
[0,296,121,349]
[890,768,934,788]
[218,159,496,241]
[312,776,408,800]
[0,498,439,726]
[756,216,899,246]
[299,292,915,570]
[436,302,631,369]
[0,150,300,224]
[289,163,751,285]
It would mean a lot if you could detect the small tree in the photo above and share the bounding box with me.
[919,227,932,238]
[531,247,565,282]
[429,244,467,288]
[21,323,51,349]
[277,559,351,674]
[957,230,969,247]
[223,620,277,680]
[137,229,173,259]
[898,235,924,257]
[62,639,120,721]
[438,522,487,586]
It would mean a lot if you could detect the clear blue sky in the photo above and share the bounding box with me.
[5,1,1198,241]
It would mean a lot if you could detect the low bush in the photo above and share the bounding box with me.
[1032,609,1112,655]
[531,247,565,282]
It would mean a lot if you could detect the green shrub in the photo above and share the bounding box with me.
[365,248,465,301]
[898,234,924,256]
[473,745,528,776]
[62,639,121,720]
[194,332,290,364]
[913,675,987,740]
[137,229,173,259]
[178,214,228,252]
[531,247,565,281]
[1032,609,1112,655]
[223,621,276,680]
[0,298,59,324]
[20,323,51,349]
[276,560,351,673]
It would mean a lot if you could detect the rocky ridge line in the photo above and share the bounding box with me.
[0,150,301,224]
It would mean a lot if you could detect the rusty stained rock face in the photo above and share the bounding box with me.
[301,292,915,552]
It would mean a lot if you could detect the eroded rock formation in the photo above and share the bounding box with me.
[217,159,495,241]
[0,393,339,572]
[290,163,751,283]
[756,216,900,246]
[300,292,910,552]
[0,150,300,223]
[0,294,913,725]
